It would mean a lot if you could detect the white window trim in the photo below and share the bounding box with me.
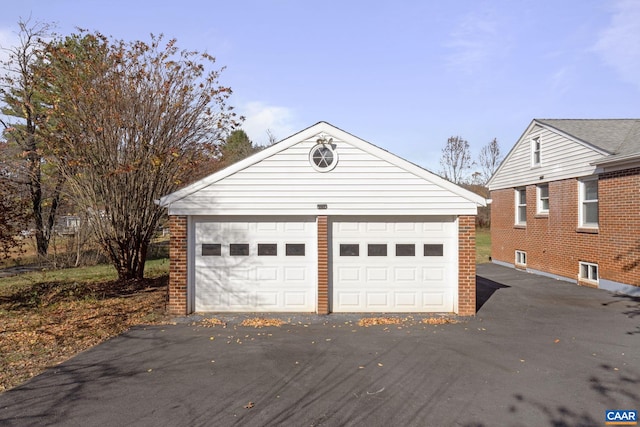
[578,178,598,229]
[515,250,527,266]
[579,261,598,284]
[536,184,549,215]
[515,187,527,225]
[531,137,541,167]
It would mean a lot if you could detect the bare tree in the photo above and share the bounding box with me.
[0,19,64,257]
[41,31,240,280]
[439,135,473,184]
[266,129,278,145]
[478,137,502,184]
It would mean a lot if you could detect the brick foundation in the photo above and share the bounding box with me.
[457,215,477,316]
[168,215,188,315]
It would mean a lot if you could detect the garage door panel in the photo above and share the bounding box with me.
[394,293,417,307]
[423,292,445,306]
[255,292,278,306]
[367,293,388,307]
[366,268,388,281]
[332,218,456,313]
[194,219,316,312]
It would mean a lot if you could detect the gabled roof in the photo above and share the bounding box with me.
[536,119,640,156]
[159,121,486,207]
[487,118,640,189]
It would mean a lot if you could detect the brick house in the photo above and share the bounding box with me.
[159,122,486,316]
[488,119,640,296]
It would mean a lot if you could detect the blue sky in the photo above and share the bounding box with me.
[1,0,639,174]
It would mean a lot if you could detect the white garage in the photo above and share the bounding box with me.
[159,122,485,316]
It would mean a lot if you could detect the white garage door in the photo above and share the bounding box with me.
[194,218,316,312]
[332,217,457,312]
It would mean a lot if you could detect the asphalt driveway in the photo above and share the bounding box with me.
[0,263,638,426]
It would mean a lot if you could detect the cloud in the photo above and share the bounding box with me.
[239,101,298,146]
[0,26,19,64]
[594,0,640,89]
[444,11,506,72]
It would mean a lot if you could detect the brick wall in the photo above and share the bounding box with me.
[491,168,640,288]
[458,215,476,316]
[317,216,329,314]
[168,215,188,315]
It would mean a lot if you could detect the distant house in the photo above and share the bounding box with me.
[488,119,640,296]
[55,215,81,236]
[159,121,486,316]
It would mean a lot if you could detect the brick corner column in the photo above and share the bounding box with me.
[317,216,329,314]
[458,215,477,316]
[168,215,189,316]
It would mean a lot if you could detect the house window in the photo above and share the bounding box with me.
[579,178,598,228]
[532,137,541,166]
[515,250,527,266]
[537,184,549,214]
[579,262,598,283]
[515,188,527,225]
[309,144,338,172]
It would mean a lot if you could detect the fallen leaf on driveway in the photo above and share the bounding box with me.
[240,318,286,328]
[422,317,457,325]
[358,317,401,327]
[200,318,227,328]
[554,339,560,343]
[244,402,254,409]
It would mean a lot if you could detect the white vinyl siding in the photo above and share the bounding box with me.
[169,138,478,216]
[489,125,606,191]
[579,178,599,228]
[515,188,527,225]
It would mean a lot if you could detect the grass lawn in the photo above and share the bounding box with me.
[476,228,491,264]
[0,259,170,392]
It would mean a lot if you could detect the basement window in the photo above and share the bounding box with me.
[515,250,527,266]
[579,262,598,283]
